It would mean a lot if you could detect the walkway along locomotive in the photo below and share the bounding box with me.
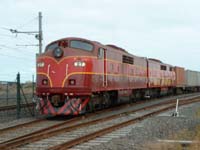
[36,37,200,115]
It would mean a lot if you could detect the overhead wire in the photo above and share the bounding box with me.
[0,33,16,38]
[0,15,40,81]
[0,47,36,61]
[0,52,35,61]
[0,28,39,45]
[0,44,37,55]
[0,50,36,62]
[0,15,39,50]
[16,16,38,30]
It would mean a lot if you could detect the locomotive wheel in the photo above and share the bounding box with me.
[133,91,142,100]
[86,99,94,113]
[130,93,136,103]
[103,92,111,108]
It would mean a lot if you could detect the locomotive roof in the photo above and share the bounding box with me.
[106,44,126,52]
[45,37,174,66]
[47,37,93,45]
[47,37,129,52]
[148,58,162,63]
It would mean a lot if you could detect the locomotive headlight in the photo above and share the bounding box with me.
[81,62,86,67]
[37,62,45,67]
[53,47,63,58]
[42,79,48,85]
[74,61,86,67]
[74,62,78,67]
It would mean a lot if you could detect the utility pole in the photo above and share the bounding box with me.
[38,12,42,54]
[9,12,43,54]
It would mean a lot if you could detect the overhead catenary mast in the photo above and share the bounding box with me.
[9,12,43,54]
[38,12,42,54]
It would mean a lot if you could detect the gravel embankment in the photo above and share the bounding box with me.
[0,95,200,150]
[87,102,200,150]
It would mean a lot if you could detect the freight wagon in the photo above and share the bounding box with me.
[185,70,200,92]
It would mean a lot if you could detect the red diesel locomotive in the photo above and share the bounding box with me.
[36,37,176,115]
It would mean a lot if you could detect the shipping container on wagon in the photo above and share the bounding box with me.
[174,66,185,87]
[185,70,199,87]
[197,72,200,86]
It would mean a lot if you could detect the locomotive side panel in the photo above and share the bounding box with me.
[148,59,175,88]
[132,56,148,89]
[105,48,147,90]
[148,60,161,87]
[105,48,126,90]
[90,58,104,91]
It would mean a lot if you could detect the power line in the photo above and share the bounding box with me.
[0,13,43,82]
[8,12,43,54]
[16,16,38,29]
[0,33,16,38]
[10,29,38,34]
[1,16,37,32]
[0,45,36,55]
[0,32,37,45]
[0,52,35,61]
[1,12,43,54]
[16,44,39,47]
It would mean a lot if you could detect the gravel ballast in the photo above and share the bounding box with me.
[87,102,200,150]
[0,96,200,150]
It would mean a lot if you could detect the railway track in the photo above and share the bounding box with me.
[0,118,74,144]
[0,93,179,135]
[0,94,199,150]
[0,103,34,112]
[52,98,200,150]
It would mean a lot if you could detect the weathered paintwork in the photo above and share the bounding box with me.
[36,37,177,115]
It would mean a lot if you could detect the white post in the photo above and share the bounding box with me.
[175,99,179,115]
[172,99,179,117]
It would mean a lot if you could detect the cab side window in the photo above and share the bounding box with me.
[98,48,104,59]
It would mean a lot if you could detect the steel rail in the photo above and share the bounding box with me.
[49,98,200,150]
[0,116,83,144]
[0,95,177,141]
[1,96,199,149]
[0,118,46,134]
[0,103,34,111]
[0,103,130,142]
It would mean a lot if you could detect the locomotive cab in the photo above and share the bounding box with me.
[36,38,97,115]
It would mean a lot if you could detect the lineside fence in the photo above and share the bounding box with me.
[0,73,35,119]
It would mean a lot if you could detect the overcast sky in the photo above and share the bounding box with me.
[0,0,200,82]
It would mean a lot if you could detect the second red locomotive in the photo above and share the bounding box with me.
[36,37,196,116]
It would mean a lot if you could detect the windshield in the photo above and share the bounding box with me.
[46,40,68,52]
[46,43,58,51]
[70,40,93,51]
